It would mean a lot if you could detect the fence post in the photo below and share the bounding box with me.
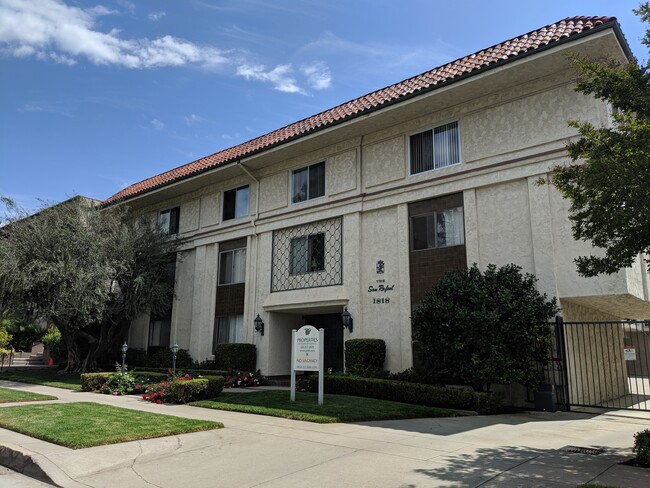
[555,315,571,412]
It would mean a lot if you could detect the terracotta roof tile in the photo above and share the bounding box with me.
[104,16,615,205]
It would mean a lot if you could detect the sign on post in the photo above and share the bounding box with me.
[290,325,324,405]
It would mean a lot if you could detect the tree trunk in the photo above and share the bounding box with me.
[54,321,82,373]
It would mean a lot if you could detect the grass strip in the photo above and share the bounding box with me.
[0,402,222,448]
[0,386,57,403]
[191,390,461,423]
[0,370,82,391]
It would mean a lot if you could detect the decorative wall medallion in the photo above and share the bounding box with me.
[376,260,385,274]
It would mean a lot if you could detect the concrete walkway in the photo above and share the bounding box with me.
[1,380,650,488]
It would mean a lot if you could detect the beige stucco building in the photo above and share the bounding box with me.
[105,16,650,378]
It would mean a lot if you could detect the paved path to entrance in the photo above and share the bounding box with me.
[1,380,650,487]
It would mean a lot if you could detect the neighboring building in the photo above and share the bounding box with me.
[104,17,650,377]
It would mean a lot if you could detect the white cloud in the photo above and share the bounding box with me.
[148,11,165,22]
[151,118,164,130]
[184,113,203,125]
[0,0,328,95]
[301,62,331,90]
[236,63,304,94]
[0,0,227,68]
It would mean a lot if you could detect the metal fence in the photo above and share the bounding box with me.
[544,317,650,412]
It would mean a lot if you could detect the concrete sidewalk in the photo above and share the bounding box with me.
[1,380,650,488]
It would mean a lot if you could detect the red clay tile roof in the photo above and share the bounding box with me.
[104,16,616,205]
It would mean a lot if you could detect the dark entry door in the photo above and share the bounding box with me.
[302,313,344,372]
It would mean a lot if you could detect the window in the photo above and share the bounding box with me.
[218,248,246,285]
[289,233,325,275]
[292,162,325,203]
[223,185,249,221]
[411,207,464,250]
[213,315,243,348]
[148,318,171,348]
[159,206,180,235]
[410,121,460,174]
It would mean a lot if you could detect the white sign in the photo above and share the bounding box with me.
[293,325,321,371]
[624,346,637,361]
[290,325,324,405]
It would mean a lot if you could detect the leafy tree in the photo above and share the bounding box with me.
[411,264,559,393]
[0,197,179,373]
[549,3,650,277]
[0,309,43,352]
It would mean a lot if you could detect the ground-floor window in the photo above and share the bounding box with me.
[213,314,244,350]
[148,318,171,348]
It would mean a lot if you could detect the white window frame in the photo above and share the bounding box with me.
[290,161,326,205]
[410,206,465,251]
[222,185,250,221]
[408,120,462,176]
[218,247,247,285]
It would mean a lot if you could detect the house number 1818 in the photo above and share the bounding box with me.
[373,297,390,304]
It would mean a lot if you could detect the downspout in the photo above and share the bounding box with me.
[238,161,260,344]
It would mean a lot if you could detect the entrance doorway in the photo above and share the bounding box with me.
[302,313,344,372]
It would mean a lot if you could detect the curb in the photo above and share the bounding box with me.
[0,443,58,486]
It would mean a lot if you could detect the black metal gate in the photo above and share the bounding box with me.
[544,317,650,412]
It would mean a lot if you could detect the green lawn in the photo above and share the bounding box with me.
[191,390,461,423]
[0,386,57,403]
[0,402,222,448]
[0,369,82,391]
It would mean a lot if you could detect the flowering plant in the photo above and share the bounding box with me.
[223,369,260,388]
[142,373,197,404]
[142,380,172,404]
[99,364,137,395]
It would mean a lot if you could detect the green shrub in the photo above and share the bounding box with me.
[308,375,502,415]
[345,339,386,377]
[634,429,650,465]
[143,374,224,404]
[81,372,111,392]
[41,326,62,361]
[99,366,137,395]
[125,348,148,367]
[146,348,194,369]
[132,366,230,377]
[212,343,256,371]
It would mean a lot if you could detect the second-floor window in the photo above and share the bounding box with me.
[292,161,325,203]
[159,206,180,235]
[219,248,246,285]
[411,206,464,251]
[410,121,460,174]
[289,233,325,275]
[223,185,249,221]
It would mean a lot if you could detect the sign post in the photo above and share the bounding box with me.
[291,325,324,405]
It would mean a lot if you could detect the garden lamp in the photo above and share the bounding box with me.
[171,343,179,376]
[121,341,128,376]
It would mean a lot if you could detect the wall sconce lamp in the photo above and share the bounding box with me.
[341,307,353,333]
[254,314,265,336]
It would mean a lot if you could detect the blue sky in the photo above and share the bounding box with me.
[0,0,646,213]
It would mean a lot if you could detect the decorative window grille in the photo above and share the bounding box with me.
[271,217,342,292]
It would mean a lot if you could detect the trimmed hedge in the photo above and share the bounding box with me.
[345,339,386,376]
[308,375,502,415]
[131,366,230,377]
[81,371,169,392]
[168,376,224,403]
[212,343,256,371]
[81,370,224,401]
